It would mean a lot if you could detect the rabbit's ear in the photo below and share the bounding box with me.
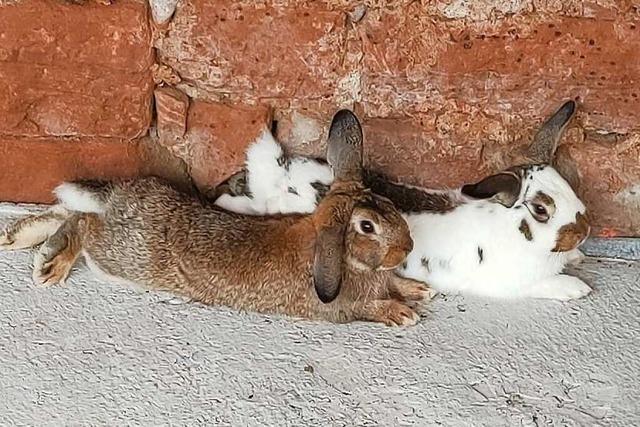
[312,221,346,303]
[212,170,250,199]
[327,109,363,182]
[312,109,363,303]
[526,100,576,163]
[461,171,522,207]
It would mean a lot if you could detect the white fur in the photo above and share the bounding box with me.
[397,168,589,299]
[54,183,105,214]
[221,133,592,300]
[214,130,333,215]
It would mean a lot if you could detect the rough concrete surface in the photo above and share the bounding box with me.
[1,204,639,426]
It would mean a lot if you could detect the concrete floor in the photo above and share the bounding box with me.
[1,204,639,426]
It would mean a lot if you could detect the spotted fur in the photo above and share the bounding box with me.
[519,219,533,241]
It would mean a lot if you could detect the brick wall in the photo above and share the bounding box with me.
[0,0,638,236]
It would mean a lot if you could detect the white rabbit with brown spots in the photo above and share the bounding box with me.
[216,101,591,300]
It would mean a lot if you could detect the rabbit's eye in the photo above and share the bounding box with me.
[359,220,376,234]
[530,203,549,222]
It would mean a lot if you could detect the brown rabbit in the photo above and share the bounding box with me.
[0,110,431,326]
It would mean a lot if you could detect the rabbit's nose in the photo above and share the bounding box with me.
[382,248,404,269]
[400,237,414,254]
[381,242,413,270]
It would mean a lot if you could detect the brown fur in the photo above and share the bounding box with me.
[67,178,419,324]
[519,219,533,241]
[364,170,459,213]
[553,212,590,252]
[1,110,428,327]
[34,216,83,286]
[0,206,69,250]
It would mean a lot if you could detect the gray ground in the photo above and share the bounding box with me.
[1,204,639,426]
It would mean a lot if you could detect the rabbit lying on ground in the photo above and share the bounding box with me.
[215,101,591,300]
[0,110,432,326]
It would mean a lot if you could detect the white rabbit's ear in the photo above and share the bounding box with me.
[212,170,250,200]
[461,171,522,207]
[526,100,576,163]
[327,109,363,182]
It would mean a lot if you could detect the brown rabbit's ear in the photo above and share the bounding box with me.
[326,109,364,182]
[312,222,346,303]
[461,171,522,207]
[526,100,577,163]
[312,109,363,303]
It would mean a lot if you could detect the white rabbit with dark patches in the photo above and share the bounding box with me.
[216,101,592,300]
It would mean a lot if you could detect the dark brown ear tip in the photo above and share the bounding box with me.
[460,183,475,197]
[329,109,362,144]
[332,109,359,125]
[551,100,577,126]
[314,282,341,304]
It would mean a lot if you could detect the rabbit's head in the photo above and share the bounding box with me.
[311,110,413,303]
[461,101,589,253]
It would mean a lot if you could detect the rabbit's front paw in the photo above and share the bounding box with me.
[390,275,436,308]
[365,300,420,327]
[530,274,592,301]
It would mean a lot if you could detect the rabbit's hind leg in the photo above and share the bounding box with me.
[0,206,69,251]
[32,215,83,286]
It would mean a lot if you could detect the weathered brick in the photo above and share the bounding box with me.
[363,116,488,188]
[166,100,272,195]
[0,63,153,138]
[564,134,640,236]
[0,0,154,138]
[274,100,344,158]
[361,9,640,133]
[156,1,349,101]
[0,137,144,203]
[433,16,640,132]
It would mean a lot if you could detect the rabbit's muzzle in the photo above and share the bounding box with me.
[380,238,414,271]
[553,212,590,252]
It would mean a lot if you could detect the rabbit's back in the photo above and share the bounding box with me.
[400,202,567,297]
[78,178,320,316]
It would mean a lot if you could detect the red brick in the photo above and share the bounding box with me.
[0,63,153,138]
[171,100,272,195]
[274,100,343,158]
[0,137,144,203]
[156,1,348,100]
[433,16,640,132]
[363,116,488,188]
[0,0,152,71]
[360,9,640,132]
[564,134,640,236]
[0,0,154,138]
